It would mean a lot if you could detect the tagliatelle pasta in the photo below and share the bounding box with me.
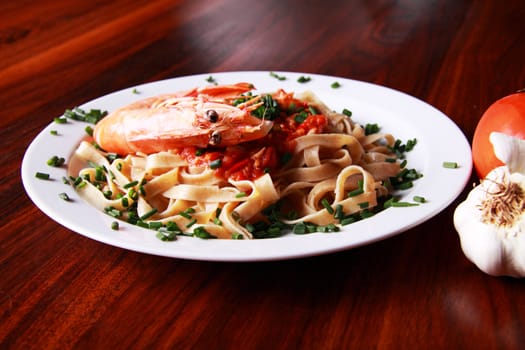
[70,87,419,240]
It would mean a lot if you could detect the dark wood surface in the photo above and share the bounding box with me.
[2,1,525,349]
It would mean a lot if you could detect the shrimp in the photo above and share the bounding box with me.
[93,83,273,155]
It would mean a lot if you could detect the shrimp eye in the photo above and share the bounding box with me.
[206,109,219,123]
[209,131,221,146]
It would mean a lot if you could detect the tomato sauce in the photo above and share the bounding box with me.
[175,96,328,182]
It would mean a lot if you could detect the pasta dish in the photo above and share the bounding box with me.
[69,83,419,240]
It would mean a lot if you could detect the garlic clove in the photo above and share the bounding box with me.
[490,132,525,174]
[454,185,506,276]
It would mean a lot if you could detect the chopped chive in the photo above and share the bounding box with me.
[347,179,364,197]
[111,221,119,230]
[318,223,339,232]
[293,222,307,234]
[235,192,247,198]
[206,76,217,85]
[179,211,192,219]
[394,181,413,190]
[347,188,364,197]
[269,71,286,81]
[128,188,138,200]
[297,76,311,83]
[64,107,107,124]
[72,176,83,186]
[267,225,282,236]
[136,221,149,228]
[132,88,140,94]
[85,125,94,136]
[47,156,65,167]
[193,226,215,239]
[308,106,318,115]
[358,201,369,209]
[360,210,375,219]
[342,108,352,117]
[364,123,380,135]
[165,221,181,232]
[443,161,458,169]
[123,180,139,189]
[95,167,106,182]
[391,201,419,207]
[341,216,356,226]
[184,207,196,214]
[334,204,344,220]
[35,172,50,180]
[58,192,70,201]
[232,232,244,239]
[140,208,158,221]
[50,130,58,135]
[413,196,426,203]
[156,229,177,241]
[331,82,341,89]
[54,117,67,124]
[321,199,334,214]
[186,219,197,228]
[406,138,417,152]
[148,221,162,230]
[104,206,121,218]
[294,111,308,123]
[76,181,87,189]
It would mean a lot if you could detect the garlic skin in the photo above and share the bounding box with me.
[454,166,525,277]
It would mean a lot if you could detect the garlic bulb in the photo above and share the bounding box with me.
[454,132,525,277]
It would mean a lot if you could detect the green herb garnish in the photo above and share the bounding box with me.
[47,155,65,167]
[64,107,108,124]
[35,172,50,180]
[443,161,458,169]
[297,76,311,83]
[270,71,286,81]
[58,192,70,201]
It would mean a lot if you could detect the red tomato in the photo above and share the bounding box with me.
[471,92,525,179]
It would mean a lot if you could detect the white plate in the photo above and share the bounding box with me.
[21,71,472,261]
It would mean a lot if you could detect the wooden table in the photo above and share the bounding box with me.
[2,1,525,348]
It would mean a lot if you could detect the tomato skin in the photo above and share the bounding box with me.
[471,92,525,179]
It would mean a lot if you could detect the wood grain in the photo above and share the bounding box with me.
[1,0,525,349]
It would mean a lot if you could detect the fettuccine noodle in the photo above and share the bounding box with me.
[70,89,415,239]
